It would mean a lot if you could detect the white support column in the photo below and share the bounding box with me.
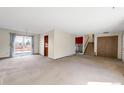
[122,34,124,61]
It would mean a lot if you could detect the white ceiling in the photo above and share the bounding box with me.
[0,7,124,35]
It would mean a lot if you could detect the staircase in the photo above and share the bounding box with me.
[84,42,94,56]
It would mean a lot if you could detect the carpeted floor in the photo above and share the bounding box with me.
[0,55,124,85]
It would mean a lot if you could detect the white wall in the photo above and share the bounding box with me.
[122,33,124,61]
[39,31,54,58]
[54,31,75,59]
[0,28,40,58]
[34,34,40,54]
[48,31,55,59]
[88,34,93,42]
[94,32,123,59]
[39,30,76,59]
[0,31,10,58]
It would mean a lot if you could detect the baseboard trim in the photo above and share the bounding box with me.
[53,54,76,60]
[0,57,11,60]
[0,53,40,60]
[33,53,40,55]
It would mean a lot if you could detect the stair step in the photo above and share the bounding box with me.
[84,42,94,56]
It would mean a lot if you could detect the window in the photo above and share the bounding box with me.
[14,35,33,56]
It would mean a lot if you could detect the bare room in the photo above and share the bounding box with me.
[0,7,124,85]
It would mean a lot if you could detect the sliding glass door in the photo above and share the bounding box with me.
[14,35,33,56]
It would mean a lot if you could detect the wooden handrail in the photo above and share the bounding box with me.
[84,36,89,48]
[83,36,89,53]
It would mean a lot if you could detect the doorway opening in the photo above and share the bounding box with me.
[44,35,48,56]
[75,36,83,54]
[14,35,33,57]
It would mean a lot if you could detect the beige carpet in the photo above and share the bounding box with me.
[0,55,124,85]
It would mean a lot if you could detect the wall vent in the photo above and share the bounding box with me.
[103,32,109,34]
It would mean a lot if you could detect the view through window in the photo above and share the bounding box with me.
[14,35,33,56]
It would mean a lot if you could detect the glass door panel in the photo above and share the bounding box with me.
[14,35,33,56]
[23,36,32,53]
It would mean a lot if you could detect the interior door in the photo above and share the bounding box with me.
[97,36,118,58]
[44,35,48,56]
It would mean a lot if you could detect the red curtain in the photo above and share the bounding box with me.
[75,37,83,44]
